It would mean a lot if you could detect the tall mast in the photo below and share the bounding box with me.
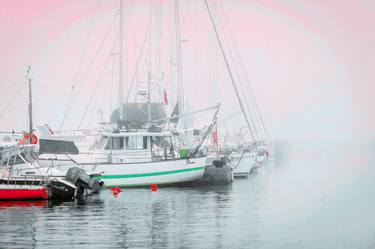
[147,72,152,125]
[118,0,124,121]
[203,0,256,144]
[174,0,186,127]
[27,66,33,143]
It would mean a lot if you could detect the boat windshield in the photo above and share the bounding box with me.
[98,135,148,151]
[126,136,147,150]
[96,136,108,149]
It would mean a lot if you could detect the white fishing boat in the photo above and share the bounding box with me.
[39,128,213,187]
[39,106,218,187]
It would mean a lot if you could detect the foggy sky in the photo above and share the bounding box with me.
[0,0,374,141]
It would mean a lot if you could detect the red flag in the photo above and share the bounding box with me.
[212,130,218,146]
[163,90,168,105]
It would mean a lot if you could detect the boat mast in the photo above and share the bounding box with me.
[174,0,186,129]
[118,0,125,122]
[27,66,33,143]
[203,0,256,144]
[147,72,152,126]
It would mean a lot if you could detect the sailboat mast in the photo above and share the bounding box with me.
[118,0,124,121]
[174,0,185,126]
[147,72,152,125]
[203,0,256,144]
[27,66,33,143]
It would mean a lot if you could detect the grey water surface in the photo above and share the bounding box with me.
[1,143,375,249]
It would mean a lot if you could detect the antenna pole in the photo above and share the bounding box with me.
[27,66,33,143]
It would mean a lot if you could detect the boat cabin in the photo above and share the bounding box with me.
[93,130,179,163]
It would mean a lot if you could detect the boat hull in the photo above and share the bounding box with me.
[230,152,257,177]
[0,185,48,200]
[90,157,207,187]
[42,157,207,187]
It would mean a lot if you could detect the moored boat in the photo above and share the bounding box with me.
[229,149,257,177]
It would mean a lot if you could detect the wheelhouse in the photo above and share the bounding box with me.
[93,131,178,163]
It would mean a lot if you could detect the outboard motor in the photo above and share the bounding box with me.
[65,167,103,193]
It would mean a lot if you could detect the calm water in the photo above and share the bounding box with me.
[1,143,375,249]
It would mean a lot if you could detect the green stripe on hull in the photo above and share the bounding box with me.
[104,182,174,188]
[94,166,205,180]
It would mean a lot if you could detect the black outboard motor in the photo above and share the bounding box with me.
[65,167,103,193]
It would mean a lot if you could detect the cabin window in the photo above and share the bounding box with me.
[126,136,147,150]
[111,137,124,150]
[103,137,124,150]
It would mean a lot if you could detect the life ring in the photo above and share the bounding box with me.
[19,133,38,145]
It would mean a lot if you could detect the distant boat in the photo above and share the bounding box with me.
[229,150,258,177]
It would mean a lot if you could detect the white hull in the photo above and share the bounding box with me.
[230,152,257,177]
[40,157,207,187]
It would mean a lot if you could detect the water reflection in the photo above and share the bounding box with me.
[1,143,375,248]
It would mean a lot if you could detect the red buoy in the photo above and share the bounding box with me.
[111,187,122,196]
[150,184,158,192]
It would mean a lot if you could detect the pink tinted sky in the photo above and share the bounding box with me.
[0,0,374,141]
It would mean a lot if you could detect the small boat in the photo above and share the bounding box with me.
[255,144,270,163]
[0,68,103,201]
[0,144,102,201]
[229,149,258,177]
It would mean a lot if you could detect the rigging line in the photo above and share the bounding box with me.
[214,1,260,139]
[83,0,135,129]
[203,0,256,144]
[60,7,120,130]
[1,82,20,131]
[10,82,21,131]
[97,24,119,127]
[86,62,110,129]
[181,0,192,33]
[217,110,242,126]
[217,113,241,128]
[217,8,266,141]
[0,81,27,119]
[213,2,260,140]
[152,103,219,123]
[60,0,101,131]
[218,0,269,139]
[125,19,152,103]
[77,53,113,130]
